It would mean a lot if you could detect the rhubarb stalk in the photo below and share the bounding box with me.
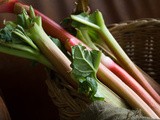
[12,2,160,103]
[0,0,17,13]
[0,1,160,118]
[73,27,160,116]
[70,11,160,105]
[17,5,159,118]
[97,63,159,118]
[0,6,129,108]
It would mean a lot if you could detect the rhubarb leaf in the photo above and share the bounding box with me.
[71,45,102,100]
[71,11,102,30]
[0,23,14,42]
[71,11,108,52]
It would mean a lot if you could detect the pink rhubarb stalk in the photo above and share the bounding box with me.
[66,38,160,117]
[0,0,160,118]
[101,55,160,116]
[0,0,17,13]
[14,1,160,115]
[97,63,159,118]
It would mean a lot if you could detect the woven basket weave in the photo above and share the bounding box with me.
[46,19,160,120]
[108,18,160,83]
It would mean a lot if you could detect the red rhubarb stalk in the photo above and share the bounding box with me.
[44,12,160,105]
[138,67,160,95]
[15,3,160,104]
[97,14,160,104]
[0,1,160,118]
[13,1,160,111]
[29,4,160,116]
[30,8,160,116]
[97,63,159,118]
[101,55,160,116]
[67,37,160,116]
[0,0,17,13]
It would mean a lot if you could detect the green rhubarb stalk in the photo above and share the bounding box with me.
[71,11,160,105]
[0,45,52,69]
[0,21,52,69]
[97,63,159,118]
[0,0,159,95]
[17,7,76,87]
[69,28,159,118]
[29,24,128,107]
[28,12,128,108]
[18,5,159,117]
[74,27,160,117]
[9,0,159,98]
[0,1,157,118]
[79,25,160,96]
[76,26,160,96]
[70,45,127,107]
[28,22,76,85]
[0,7,128,108]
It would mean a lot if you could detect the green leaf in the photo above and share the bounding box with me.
[0,23,14,42]
[71,11,101,30]
[16,6,42,29]
[61,17,77,36]
[75,27,99,50]
[71,11,107,51]
[71,11,111,57]
[71,45,102,100]
[49,37,63,49]
[0,5,53,69]
[17,12,27,28]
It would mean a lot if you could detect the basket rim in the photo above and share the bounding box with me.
[107,18,160,31]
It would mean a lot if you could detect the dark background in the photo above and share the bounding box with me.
[19,0,160,24]
[0,0,160,120]
[1,0,160,24]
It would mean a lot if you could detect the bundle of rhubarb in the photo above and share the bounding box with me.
[0,0,160,119]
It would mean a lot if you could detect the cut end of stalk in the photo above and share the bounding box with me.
[13,2,29,14]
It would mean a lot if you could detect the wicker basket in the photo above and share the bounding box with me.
[108,18,160,83]
[46,19,160,120]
